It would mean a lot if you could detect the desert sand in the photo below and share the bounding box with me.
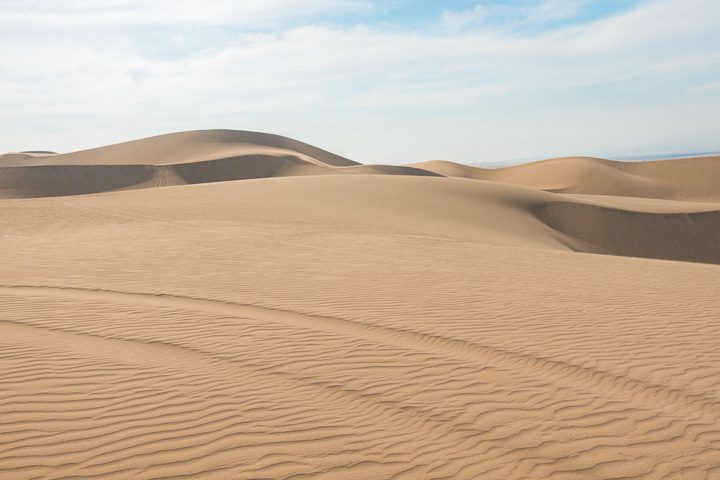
[1,130,719,479]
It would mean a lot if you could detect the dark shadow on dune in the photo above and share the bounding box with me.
[536,202,720,264]
[0,165,157,198]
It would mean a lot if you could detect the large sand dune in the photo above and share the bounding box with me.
[1,130,719,479]
[0,131,435,197]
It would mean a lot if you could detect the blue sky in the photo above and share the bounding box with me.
[1,0,718,164]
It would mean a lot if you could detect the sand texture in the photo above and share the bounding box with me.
[1,130,719,479]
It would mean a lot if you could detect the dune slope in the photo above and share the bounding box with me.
[4,167,716,263]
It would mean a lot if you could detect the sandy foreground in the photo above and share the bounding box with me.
[1,130,719,479]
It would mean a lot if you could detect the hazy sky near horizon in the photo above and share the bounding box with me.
[2,0,719,164]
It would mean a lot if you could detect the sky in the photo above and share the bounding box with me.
[1,0,719,164]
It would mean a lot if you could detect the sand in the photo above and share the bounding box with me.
[1,130,719,479]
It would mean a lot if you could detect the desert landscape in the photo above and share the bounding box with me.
[0,129,719,479]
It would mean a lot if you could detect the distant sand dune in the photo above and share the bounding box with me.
[1,130,719,479]
[413,156,720,201]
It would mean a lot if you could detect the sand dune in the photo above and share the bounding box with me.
[413,155,720,201]
[0,130,437,197]
[1,130,719,479]
[0,130,359,167]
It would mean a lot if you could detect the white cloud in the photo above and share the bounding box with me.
[441,4,492,31]
[689,80,720,93]
[1,0,719,162]
[0,0,368,27]
[524,0,586,23]
[441,0,586,31]
[348,84,512,107]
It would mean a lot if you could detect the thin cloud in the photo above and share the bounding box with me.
[1,0,719,162]
[0,0,369,27]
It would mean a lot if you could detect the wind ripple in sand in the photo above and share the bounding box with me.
[1,283,720,479]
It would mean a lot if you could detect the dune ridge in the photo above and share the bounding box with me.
[0,157,437,198]
[3,131,719,204]
[0,130,440,197]
[412,155,720,201]
[2,128,717,265]
[0,130,359,167]
[1,130,719,479]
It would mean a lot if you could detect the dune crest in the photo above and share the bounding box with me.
[0,130,438,197]
[412,155,720,201]
[1,130,718,265]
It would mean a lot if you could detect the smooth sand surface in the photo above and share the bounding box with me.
[1,130,719,479]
